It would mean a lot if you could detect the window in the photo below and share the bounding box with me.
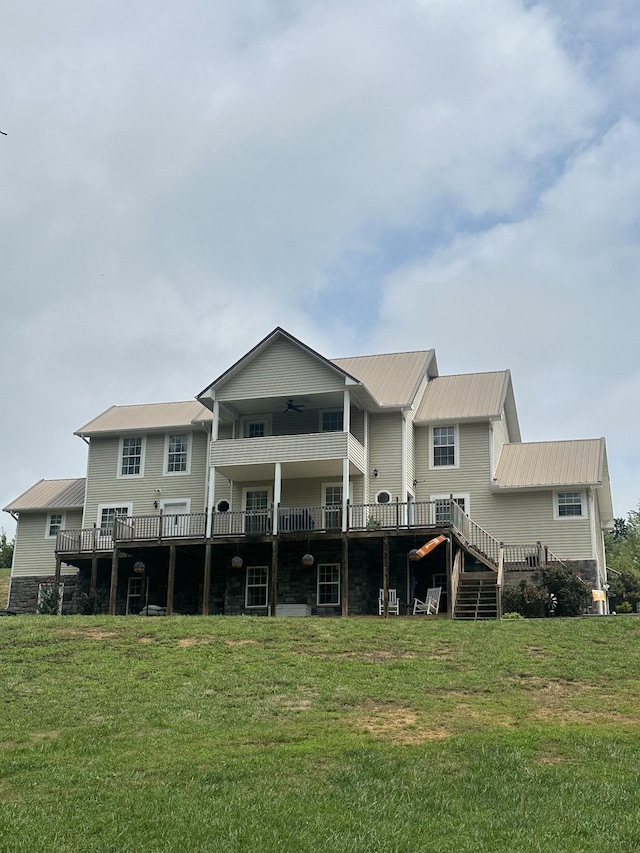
[127,577,144,615]
[119,436,144,477]
[376,491,391,504]
[166,433,190,474]
[317,563,340,606]
[246,566,269,608]
[432,426,457,467]
[98,505,131,536]
[37,582,64,615]
[46,512,64,538]
[242,415,272,438]
[431,494,469,524]
[321,410,344,432]
[556,492,585,518]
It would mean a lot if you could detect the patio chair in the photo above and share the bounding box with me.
[378,588,400,616]
[413,586,442,616]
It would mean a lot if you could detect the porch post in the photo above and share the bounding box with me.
[54,556,62,589]
[446,536,453,618]
[342,456,349,533]
[270,538,278,617]
[202,542,212,615]
[166,544,176,615]
[341,535,349,617]
[206,467,216,537]
[382,535,390,618]
[273,462,281,535]
[108,548,119,615]
[90,555,98,598]
[343,389,351,434]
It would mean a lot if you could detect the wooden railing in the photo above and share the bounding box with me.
[450,548,462,616]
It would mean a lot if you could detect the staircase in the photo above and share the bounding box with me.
[454,572,499,620]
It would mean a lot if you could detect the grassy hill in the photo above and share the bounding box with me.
[0,567,10,608]
[1,615,640,852]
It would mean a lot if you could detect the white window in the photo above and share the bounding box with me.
[321,410,344,432]
[430,494,469,524]
[241,415,272,438]
[118,436,145,477]
[317,563,340,606]
[127,577,145,615]
[46,512,65,538]
[431,425,458,468]
[245,566,269,608]
[555,491,586,519]
[98,505,132,536]
[165,433,191,474]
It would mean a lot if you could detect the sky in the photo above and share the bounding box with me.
[1,0,639,538]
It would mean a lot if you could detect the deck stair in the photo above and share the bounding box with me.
[454,572,499,620]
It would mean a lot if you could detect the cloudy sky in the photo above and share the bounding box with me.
[2,0,639,537]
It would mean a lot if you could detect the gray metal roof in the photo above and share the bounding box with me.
[414,371,511,422]
[494,439,607,488]
[332,350,436,407]
[75,401,212,436]
[4,478,86,512]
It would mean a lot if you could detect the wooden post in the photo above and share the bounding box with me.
[90,555,98,599]
[382,535,389,618]
[270,538,278,616]
[446,536,453,618]
[166,544,176,615]
[341,536,349,617]
[108,548,119,615]
[54,556,62,589]
[202,543,212,615]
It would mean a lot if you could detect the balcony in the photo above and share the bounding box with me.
[209,432,366,480]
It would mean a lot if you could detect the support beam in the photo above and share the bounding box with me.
[341,536,349,617]
[446,536,453,618]
[342,456,349,532]
[166,544,176,615]
[273,461,282,535]
[202,543,212,615]
[382,535,390,618]
[108,548,119,615]
[54,556,62,589]
[90,555,98,599]
[270,538,278,617]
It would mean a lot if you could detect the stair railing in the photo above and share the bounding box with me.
[450,548,462,617]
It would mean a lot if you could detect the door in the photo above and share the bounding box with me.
[244,489,270,534]
[161,501,190,537]
[323,484,343,530]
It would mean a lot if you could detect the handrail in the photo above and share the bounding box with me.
[450,548,462,616]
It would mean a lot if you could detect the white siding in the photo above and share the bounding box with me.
[216,337,346,401]
[368,412,403,502]
[83,430,208,526]
[12,509,83,578]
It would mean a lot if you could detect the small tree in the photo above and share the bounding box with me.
[0,530,14,569]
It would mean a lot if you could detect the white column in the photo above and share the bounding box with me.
[400,410,407,525]
[273,461,282,535]
[206,466,216,537]
[342,456,349,532]
[343,389,351,434]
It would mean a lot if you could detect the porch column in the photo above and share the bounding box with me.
[90,555,98,598]
[446,537,453,618]
[108,548,119,615]
[400,410,407,525]
[202,542,212,615]
[206,467,216,537]
[342,456,349,533]
[341,535,349,617]
[273,462,282,535]
[382,535,390,617]
[54,556,62,589]
[343,389,351,434]
[166,544,176,615]
[270,538,278,617]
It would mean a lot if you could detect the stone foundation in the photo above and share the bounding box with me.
[8,573,82,614]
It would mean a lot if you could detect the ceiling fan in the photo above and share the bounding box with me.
[283,399,305,413]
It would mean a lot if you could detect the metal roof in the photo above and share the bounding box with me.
[332,350,435,407]
[414,371,511,422]
[4,478,86,512]
[75,401,212,436]
[493,439,607,488]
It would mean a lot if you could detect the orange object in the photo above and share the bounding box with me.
[415,535,447,558]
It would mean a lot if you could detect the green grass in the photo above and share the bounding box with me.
[1,616,640,852]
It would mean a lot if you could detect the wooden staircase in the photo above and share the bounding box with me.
[453,572,499,620]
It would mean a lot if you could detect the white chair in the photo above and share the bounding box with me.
[378,588,400,616]
[413,586,442,616]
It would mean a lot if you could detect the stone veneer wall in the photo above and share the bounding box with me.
[8,573,83,614]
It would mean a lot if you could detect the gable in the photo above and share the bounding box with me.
[213,335,349,403]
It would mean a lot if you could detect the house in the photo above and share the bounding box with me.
[3,327,614,618]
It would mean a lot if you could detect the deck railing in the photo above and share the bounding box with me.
[55,501,566,571]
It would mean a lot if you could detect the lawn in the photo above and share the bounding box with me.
[1,615,640,852]
[0,567,10,608]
